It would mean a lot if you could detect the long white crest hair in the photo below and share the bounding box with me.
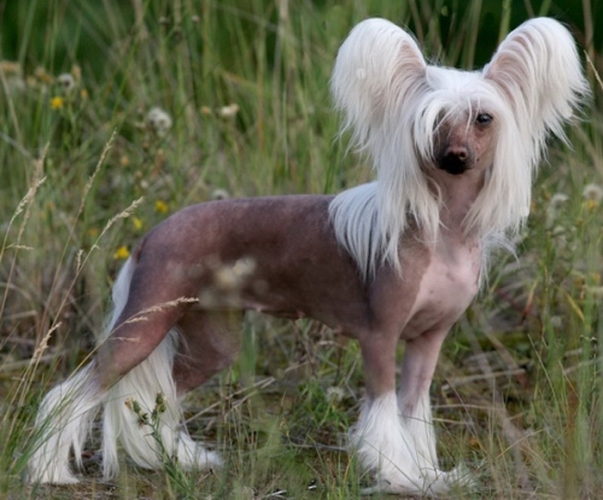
[329,17,589,280]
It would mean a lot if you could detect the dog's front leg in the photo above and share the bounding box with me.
[396,329,448,493]
[395,327,473,495]
[351,332,434,496]
[353,328,457,496]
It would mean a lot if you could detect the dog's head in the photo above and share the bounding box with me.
[331,17,588,244]
[413,66,500,178]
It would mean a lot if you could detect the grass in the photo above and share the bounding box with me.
[0,0,602,498]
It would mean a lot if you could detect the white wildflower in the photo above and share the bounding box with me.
[548,193,569,210]
[546,193,569,227]
[212,188,230,200]
[583,183,603,202]
[326,386,346,403]
[148,107,173,137]
[218,103,239,118]
[550,316,563,329]
[57,73,76,92]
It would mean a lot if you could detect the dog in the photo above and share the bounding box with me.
[28,17,587,495]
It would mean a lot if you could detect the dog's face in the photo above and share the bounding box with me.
[409,66,502,179]
[431,108,497,176]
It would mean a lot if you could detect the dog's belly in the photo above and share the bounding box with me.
[401,245,481,339]
[238,293,372,337]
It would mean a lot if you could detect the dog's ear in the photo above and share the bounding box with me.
[483,17,589,143]
[330,19,441,278]
[331,18,427,150]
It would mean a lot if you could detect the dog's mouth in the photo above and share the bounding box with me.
[436,155,471,175]
[435,147,473,175]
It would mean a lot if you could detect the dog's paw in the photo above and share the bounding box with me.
[360,467,475,497]
[203,450,223,469]
[445,463,477,490]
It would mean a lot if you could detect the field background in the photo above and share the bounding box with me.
[1,0,602,498]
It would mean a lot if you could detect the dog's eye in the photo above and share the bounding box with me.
[475,113,493,125]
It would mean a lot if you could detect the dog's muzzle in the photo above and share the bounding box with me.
[436,145,473,175]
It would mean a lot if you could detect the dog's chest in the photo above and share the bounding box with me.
[401,243,481,338]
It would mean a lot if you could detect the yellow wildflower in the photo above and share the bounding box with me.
[155,200,168,213]
[114,245,131,260]
[132,216,143,231]
[50,96,64,109]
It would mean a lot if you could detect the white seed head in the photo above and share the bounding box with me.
[57,73,76,92]
[218,103,239,118]
[147,106,173,136]
[211,188,230,200]
[583,183,603,202]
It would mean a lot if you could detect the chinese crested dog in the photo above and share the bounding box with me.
[29,17,587,495]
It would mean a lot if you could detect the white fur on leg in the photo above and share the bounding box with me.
[102,328,221,479]
[400,390,475,490]
[97,256,221,478]
[350,391,454,496]
[399,390,439,474]
[26,257,135,484]
[28,364,104,484]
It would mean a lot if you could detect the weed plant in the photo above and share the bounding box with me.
[0,0,602,498]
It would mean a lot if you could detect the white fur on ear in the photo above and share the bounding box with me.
[330,18,426,153]
[484,17,589,162]
[330,19,439,278]
[461,17,590,243]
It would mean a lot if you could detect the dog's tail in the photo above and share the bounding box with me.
[27,361,103,483]
[27,259,138,484]
[28,257,220,484]
[100,256,221,479]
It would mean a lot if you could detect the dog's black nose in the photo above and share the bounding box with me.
[437,146,471,175]
[447,146,468,161]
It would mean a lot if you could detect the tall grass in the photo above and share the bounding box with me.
[0,0,602,498]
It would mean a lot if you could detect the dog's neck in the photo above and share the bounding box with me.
[431,168,486,237]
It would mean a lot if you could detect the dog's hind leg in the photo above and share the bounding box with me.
[101,327,222,480]
[28,255,218,484]
[99,265,223,479]
[172,309,242,395]
[105,309,241,477]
